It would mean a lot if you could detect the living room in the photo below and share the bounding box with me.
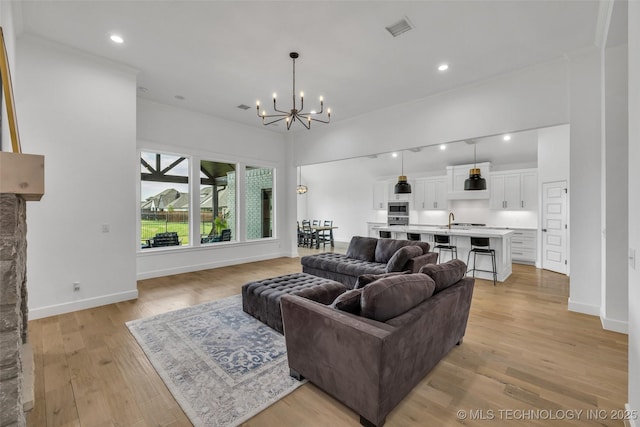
[0,1,638,426]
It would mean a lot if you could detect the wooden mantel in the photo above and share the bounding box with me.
[0,151,44,201]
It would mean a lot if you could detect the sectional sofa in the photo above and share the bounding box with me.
[300,236,439,288]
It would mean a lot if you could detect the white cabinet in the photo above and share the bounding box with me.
[414,177,447,210]
[490,170,537,210]
[372,182,387,210]
[521,172,538,210]
[446,162,491,200]
[373,178,417,208]
[510,228,537,264]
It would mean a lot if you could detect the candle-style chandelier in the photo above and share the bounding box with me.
[257,52,330,130]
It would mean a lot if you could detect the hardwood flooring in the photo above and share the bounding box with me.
[26,246,628,426]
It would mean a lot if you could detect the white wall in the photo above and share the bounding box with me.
[602,42,629,333]
[538,125,570,185]
[293,58,569,166]
[297,157,384,242]
[0,1,16,151]
[16,36,138,319]
[136,100,292,279]
[567,48,603,316]
[627,0,639,421]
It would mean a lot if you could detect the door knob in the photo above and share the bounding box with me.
[542,229,547,232]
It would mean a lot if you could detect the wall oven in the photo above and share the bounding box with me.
[388,202,409,226]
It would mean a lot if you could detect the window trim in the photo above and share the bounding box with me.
[137,144,279,253]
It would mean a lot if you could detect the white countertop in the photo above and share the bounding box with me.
[373,225,514,238]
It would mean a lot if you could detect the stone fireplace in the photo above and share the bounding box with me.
[0,152,44,427]
[0,194,28,427]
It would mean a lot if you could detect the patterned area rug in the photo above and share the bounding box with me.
[126,294,305,427]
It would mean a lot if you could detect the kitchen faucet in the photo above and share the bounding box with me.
[448,212,455,230]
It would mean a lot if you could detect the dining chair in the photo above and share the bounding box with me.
[318,220,333,248]
[301,220,316,248]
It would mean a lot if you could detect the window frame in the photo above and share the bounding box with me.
[137,145,278,253]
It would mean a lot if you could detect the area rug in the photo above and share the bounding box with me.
[126,294,305,427]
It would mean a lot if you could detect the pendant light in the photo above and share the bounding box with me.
[296,166,308,195]
[394,152,412,194]
[464,142,487,191]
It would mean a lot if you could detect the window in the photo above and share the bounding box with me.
[200,160,236,244]
[245,166,274,240]
[140,152,189,248]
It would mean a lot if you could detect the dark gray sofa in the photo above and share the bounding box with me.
[281,260,474,427]
[301,236,438,288]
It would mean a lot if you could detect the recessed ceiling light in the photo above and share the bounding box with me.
[503,135,512,141]
[440,144,446,150]
[392,152,398,158]
[175,95,185,100]
[110,34,124,44]
[438,64,449,72]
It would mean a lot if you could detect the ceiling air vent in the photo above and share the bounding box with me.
[237,104,251,110]
[385,17,414,37]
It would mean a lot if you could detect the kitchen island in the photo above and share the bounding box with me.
[372,225,513,282]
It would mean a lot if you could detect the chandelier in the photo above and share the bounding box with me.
[296,166,308,194]
[257,52,330,130]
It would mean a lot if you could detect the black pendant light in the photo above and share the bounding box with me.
[464,142,487,191]
[394,152,412,194]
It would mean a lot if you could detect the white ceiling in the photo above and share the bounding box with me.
[16,0,603,134]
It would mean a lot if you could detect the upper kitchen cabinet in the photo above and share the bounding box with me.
[490,169,538,210]
[446,162,491,200]
[414,176,447,210]
[372,181,387,210]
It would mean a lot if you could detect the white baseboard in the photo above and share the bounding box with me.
[29,289,138,320]
[625,403,638,427]
[136,251,288,280]
[567,298,601,316]
[600,307,629,334]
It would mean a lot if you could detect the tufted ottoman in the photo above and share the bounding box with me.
[242,272,347,333]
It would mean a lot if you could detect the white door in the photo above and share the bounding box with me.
[542,181,567,274]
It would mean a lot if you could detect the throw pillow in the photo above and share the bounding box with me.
[354,271,409,289]
[345,236,378,262]
[360,274,436,322]
[329,288,363,315]
[419,259,467,293]
[385,245,423,272]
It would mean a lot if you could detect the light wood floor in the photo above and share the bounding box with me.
[26,246,628,427]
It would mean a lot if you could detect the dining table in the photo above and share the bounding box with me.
[310,225,338,249]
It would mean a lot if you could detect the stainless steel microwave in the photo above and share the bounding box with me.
[388,201,409,216]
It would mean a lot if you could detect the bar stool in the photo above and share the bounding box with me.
[379,230,392,238]
[433,235,458,263]
[466,237,497,286]
[407,233,421,241]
